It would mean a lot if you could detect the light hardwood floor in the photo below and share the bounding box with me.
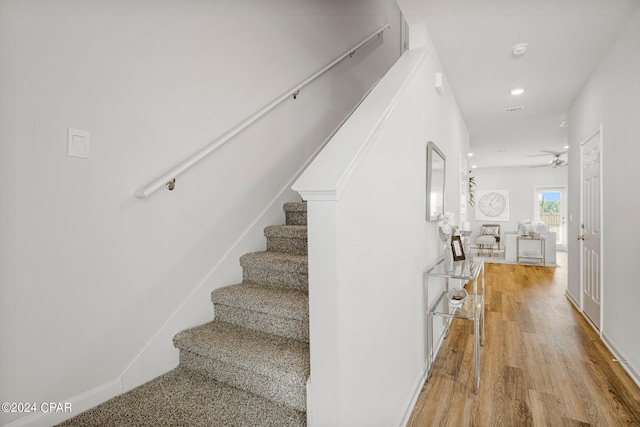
[408,253,640,426]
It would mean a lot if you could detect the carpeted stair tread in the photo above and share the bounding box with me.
[282,202,307,212]
[283,202,307,226]
[173,321,309,384]
[56,367,306,427]
[240,251,308,272]
[212,283,310,341]
[240,251,308,291]
[212,283,308,321]
[265,225,308,255]
[264,225,307,239]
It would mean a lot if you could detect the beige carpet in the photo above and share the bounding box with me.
[56,368,305,427]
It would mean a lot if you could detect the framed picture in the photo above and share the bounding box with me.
[451,235,465,261]
[475,190,509,221]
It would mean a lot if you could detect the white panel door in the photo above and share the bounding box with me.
[580,127,602,330]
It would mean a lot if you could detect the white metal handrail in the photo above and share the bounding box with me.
[134,24,391,198]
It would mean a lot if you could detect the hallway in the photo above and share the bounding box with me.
[409,253,640,425]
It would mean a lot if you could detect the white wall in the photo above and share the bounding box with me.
[294,35,469,427]
[567,6,640,383]
[469,166,568,239]
[0,1,401,425]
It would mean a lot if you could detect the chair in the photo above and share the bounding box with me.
[479,224,501,251]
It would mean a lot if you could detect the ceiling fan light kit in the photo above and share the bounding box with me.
[528,150,568,168]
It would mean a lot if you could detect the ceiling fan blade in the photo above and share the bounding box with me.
[526,153,555,157]
[530,163,550,168]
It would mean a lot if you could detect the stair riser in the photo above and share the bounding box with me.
[243,267,308,292]
[214,304,309,342]
[285,211,307,226]
[180,350,307,412]
[266,237,307,255]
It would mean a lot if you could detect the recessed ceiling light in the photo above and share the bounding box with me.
[511,43,529,56]
[510,88,525,95]
[563,145,569,149]
[468,152,474,157]
[471,165,478,169]
[504,106,525,112]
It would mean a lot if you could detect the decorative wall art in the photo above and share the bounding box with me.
[475,190,509,221]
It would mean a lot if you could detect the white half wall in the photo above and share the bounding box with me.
[294,37,469,426]
[567,5,640,383]
[0,1,402,425]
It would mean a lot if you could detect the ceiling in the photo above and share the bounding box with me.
[419,0,640,168]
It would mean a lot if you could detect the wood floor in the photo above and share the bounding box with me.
[408,253,640,426]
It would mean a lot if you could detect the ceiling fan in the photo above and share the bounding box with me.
[527,150,568,168]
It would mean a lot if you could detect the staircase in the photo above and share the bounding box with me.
[58,202,310,427]
[173,201,310,411]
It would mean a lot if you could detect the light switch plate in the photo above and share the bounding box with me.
[68,128,90,159]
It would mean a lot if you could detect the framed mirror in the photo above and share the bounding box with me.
[426,141,446,221]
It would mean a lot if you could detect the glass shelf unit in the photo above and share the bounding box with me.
[425,258,485,393]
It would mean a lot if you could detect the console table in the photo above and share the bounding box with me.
[425,258,485,392]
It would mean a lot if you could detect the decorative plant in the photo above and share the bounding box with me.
[468,172,476,206]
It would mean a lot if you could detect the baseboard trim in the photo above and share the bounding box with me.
[394,366,428,427]
[601,332,640,389]
[565,290,580,310]
[393,320,449,427]
[565,292,640,389]
[3,378,121,427]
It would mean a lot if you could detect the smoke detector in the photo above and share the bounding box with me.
[511,43,529,57]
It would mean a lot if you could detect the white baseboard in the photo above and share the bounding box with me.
[394,366,428,427]
[3,379,121,427]
[601,332,640,389]
[394,320,449,427]
[565,290,580,310]
[565,292,640,389]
